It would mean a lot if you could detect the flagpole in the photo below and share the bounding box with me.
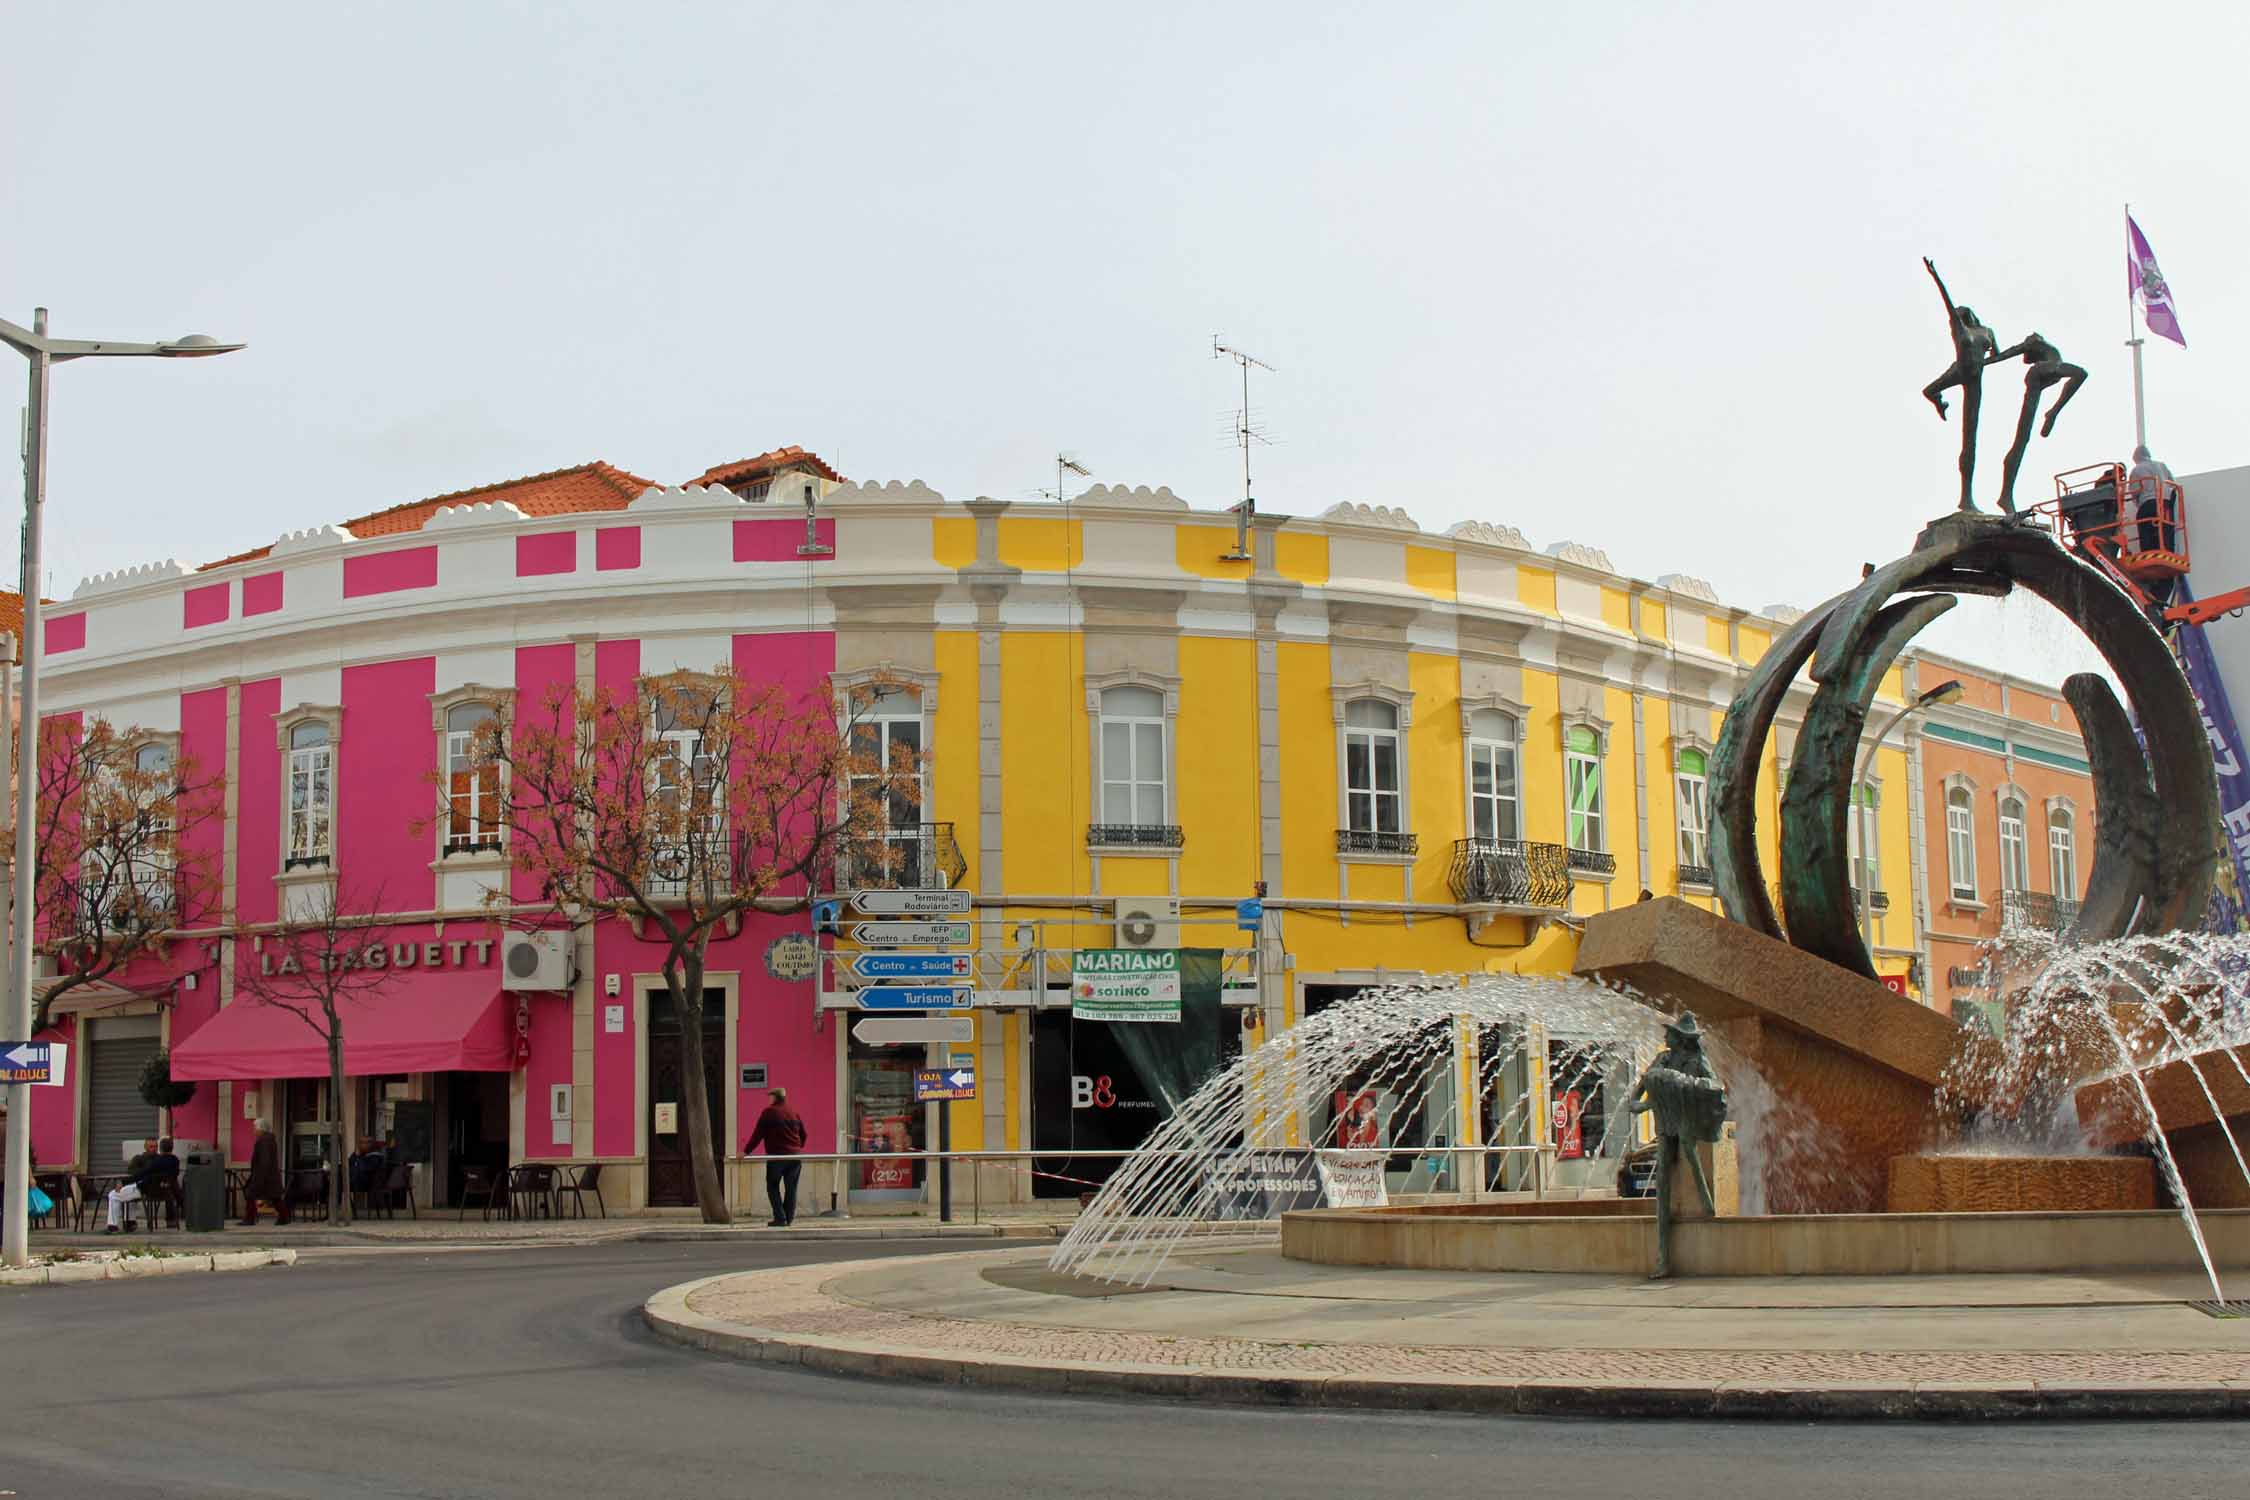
[2127,201,2148,451]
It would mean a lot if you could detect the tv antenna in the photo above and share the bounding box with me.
[1041,451,1093,504]
[1213,336,1273,560]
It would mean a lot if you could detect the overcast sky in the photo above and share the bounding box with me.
[7,3,2244,682]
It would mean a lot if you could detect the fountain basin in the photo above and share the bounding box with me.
[1885,1154,2155,1213]
[1280,1203,2250,1277]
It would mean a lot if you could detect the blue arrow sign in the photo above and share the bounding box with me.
[0,1040,51,1084]
[914,1066,977,1101]
[856,986,970,1011]
[848,951,973,981]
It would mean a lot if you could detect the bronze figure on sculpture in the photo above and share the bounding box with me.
[1920,258,2001,512]
[1991,330,2088,514]
[1626,1012,1727,1279]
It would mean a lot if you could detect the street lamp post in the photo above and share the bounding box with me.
[0,309,242,1268]
[1852,678,1965,958]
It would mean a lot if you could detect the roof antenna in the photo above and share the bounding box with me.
[1213,337,1272,561]
[1051,452,1093,505]
[796,480,832,557]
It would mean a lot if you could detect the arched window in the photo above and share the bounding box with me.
[286,719,333,866]
[850,686,927,884]
[444,702,502,851]
[1342,699,1402,835]
[1098,685,1167,830]
[1998,795,2030,892]
[1466,708,1520,843]
[2048,804,2077,896]
[1674,746,1710,871]
[1565,724,1604,853]
[1945,784,1977,900]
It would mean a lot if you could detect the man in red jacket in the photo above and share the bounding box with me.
[744,1086,807,1226]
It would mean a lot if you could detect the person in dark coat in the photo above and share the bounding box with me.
[743,1086,807,1226]
[243,1119,289,1226]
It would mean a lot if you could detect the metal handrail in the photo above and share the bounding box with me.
[1447,838,1569,907]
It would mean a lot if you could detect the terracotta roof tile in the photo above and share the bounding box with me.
[688,446,844,489]
[0,590,21,642]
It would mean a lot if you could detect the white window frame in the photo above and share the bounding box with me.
[1085,671,1181,850]
[646,682,730,898]
[2046,797,2078,897]
[1339,697,1406,838]
[1847,779,1881,895]
[1997,789,2030,894]
[1943,775,1979,902]
[1673,736,1712,874]
[1462,699,1527,845]
[430,685,510,859]
[276,705,341,872]
[844,680,929,887]
[1563,713,1608,857]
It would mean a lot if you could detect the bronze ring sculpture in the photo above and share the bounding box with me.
[1707,511,2216,980]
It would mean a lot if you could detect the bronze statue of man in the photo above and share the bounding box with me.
[1920,258,2000,512]
[1625,1011,1727,1279]
[1990,331,2088,515]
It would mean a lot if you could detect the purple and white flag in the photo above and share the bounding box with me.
[2128,214,2186,346]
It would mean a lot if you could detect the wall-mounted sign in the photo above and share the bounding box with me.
[653,1102,678,1135]
[740,1063,769,1088]
[1070,949,1181,1023]
[603,1003,625,1034]
[765,932,819,982]
[256,939,495,976]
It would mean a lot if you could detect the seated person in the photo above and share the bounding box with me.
[105,1137,181,1233]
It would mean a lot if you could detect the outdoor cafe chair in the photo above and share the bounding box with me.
[508,1164,558,1220]
[457,1164,508,1222]
[554,1163,606,1220]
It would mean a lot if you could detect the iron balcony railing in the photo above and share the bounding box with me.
[1087,823,1184,850]
[838,821,967,892]
[1566,847,1616,877]
[1676,861,1715,889]
[2001,889,2079,934]
[1336,828,1418,857]
[1447,839,1569,908]
[1849,887,1892,914]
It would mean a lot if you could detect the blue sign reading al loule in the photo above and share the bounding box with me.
[0,1041,52,1084]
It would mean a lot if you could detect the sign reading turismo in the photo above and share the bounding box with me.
[1071,948,1181,1023]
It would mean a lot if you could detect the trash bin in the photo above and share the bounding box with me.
[181,1150,226,1233]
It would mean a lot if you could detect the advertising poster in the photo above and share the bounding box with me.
[1554,1089,1584,1160]
[1332,1089,1383,1148]
[1071,949,1182,1022]
[1315,1150,1392,1209]
[858,1113,917,1189]
[1204,1149,1326,1219]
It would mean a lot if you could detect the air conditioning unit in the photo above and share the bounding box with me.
[1114,897,1180,950]
[500,930,574,991]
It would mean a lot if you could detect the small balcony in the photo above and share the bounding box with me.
[839,821,967,892]
[1566,847,1616,878]
[1448,839,1569,908]
[2002,889,2079,935]
[1087,823,1184,852]
[1337,828,1418,857]
[1676,861,1715,890]
[1849,887,1892,914]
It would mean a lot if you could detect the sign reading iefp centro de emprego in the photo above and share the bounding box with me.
[1070,949,1181,1023]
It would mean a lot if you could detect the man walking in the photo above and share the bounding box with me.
[242,1119,290,1227]
[744,1085,807,1226]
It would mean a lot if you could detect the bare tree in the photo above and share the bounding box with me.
[231,885,402,1225]
[457,665,906,1224]
[11,716,224,1033]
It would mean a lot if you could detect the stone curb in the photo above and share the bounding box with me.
[0,1249,296,1288]
[31,1222,1053,1252]
[639,1272,2250,1422]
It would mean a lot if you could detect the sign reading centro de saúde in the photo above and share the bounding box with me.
[1070,948,1181,1023]
[851,888,973,916]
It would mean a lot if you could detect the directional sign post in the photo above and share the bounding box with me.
[852,1016,976,1046]
[847,952,974,982]
[851,920,972,948]
[0,1042,52,1085]
[855,986,971,1011]
[851,889,973,917]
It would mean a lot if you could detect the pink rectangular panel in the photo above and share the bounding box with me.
[733,517,832,562]
[235,678,282,925]
[44,613,85,654]
[342,545,438,598]
[242,571,284,615]
[595,525,641,571]
[183,581,231,629]
[516,531,577,578]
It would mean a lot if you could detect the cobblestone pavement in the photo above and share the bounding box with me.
[682,1249,2250,1388]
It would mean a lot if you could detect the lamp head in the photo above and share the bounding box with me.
[1918,679,1966,709]
[156,334,245,359]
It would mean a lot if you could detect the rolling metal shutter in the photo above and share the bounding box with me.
[87,1023,162,1168]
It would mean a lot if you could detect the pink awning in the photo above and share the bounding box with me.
[171,990,514,1081]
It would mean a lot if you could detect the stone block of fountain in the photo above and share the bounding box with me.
[2079,1044,2250,1207]
[1886,1154,2156,1213]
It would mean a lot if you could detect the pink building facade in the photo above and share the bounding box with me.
[24,452,860,1214]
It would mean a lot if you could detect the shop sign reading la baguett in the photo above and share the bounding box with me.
[256,939,498,976]
[1071,948,1181,1023]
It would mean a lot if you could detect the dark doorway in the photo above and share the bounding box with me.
[443,1071,508,1208]
[647,990,725,1207]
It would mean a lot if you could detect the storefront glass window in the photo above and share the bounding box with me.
[848,1038,925,1199]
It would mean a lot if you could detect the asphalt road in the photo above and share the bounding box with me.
[3,1239,2248,1500]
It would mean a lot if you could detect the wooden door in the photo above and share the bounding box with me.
[646,991,724,1207]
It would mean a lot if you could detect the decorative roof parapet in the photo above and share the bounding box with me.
[270,524,357,559]
[626,483,746,513]
[1542,540,1616,573]
[1446,519,1530,550]
[1075,483,1187,511]
[73,559,192,599]
[822,479,946,507]
[423,499,529,531]
[1761,603,1806,625]
[1656,572,1720,603]
[1321,502,1420,532]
